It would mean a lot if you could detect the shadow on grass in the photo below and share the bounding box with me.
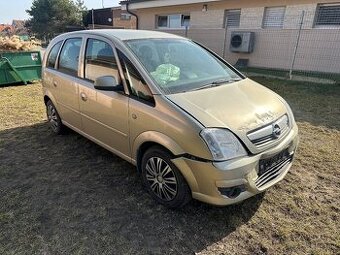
[0,123,263,255]
[0,81,38,88]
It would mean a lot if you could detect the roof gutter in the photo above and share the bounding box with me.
[124,2,139,29]
[120,0,221,9]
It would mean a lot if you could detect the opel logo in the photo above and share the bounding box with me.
[272,124,281,138]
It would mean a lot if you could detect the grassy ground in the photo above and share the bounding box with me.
[0,79,339,255]
[238,67,340,84]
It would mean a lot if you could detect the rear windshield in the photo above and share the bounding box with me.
[126,39,242,94]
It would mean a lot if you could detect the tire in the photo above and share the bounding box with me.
[141,146,192,208]
[46,100,66,135]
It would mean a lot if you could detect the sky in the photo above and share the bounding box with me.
[0,0,120,24]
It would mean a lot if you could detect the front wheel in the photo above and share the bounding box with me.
[141,146,192,208]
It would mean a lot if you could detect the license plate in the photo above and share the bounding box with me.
[259,149,290,176]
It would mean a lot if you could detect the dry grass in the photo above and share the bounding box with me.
[0,79,339,255]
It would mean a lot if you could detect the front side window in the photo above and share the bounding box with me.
[156,14,190,29]
[47,41,62,69]
[117,49,154,104]
[84,38,119,83]
[315,3,340,27]
[58,38,82,76]
[126,39,241,94]
[262,6,286,28]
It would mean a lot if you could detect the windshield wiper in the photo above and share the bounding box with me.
[191,77,241,91]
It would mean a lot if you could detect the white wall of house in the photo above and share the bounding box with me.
[132,0,340,73]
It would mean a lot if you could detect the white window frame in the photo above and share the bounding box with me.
[262,6,286,29]
[156,14,190,29]
[314,3,340,28]
[121,13,131,20]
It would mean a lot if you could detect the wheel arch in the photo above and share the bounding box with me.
[134,132,199,193]
[43,91,62,118]
[44,95,51,105]
[133,131,185,172]
[43,90,57,106]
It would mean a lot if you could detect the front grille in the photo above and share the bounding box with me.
[248,115,290,147]
[255,151,293,189]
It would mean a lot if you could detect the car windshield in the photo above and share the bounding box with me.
[125,39,242,94]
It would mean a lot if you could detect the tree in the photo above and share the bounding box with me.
[26,0,87,39]
[74,0,87,23]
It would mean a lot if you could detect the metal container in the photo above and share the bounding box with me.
[0,51,42,85]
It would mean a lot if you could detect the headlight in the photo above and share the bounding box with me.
[200,128,247,161]
[285,102,295,125]
[277,96,295,125]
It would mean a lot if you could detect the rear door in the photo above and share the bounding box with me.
[55,37,83,130]
[43,41,63,103]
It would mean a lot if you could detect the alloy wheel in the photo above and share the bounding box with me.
[47,104,59,132]
[145,157,178,201]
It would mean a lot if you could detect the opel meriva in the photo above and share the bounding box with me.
[42,30,298,208]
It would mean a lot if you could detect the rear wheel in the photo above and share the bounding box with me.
[46,100,66,134]
[141,146,192,208]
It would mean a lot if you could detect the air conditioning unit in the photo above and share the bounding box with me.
[230,32,255,53]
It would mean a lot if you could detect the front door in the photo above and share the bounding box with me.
[79,37,130,159]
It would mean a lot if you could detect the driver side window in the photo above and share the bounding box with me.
[84,38,120,83]
[117,50,154,105]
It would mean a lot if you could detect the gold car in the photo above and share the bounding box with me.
[42,30,298,208]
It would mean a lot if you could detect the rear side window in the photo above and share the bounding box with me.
[47,41,62,69]
[58,38,82,76]
[84,39,119,82]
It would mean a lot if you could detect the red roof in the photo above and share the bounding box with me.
[0,24,14,33]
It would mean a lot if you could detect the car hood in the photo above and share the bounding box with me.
[166,78,288,151]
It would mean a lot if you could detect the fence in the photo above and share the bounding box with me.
[159,11,340,84]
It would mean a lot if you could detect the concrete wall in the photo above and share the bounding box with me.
[134,0,340,74]
[225,28,340,73]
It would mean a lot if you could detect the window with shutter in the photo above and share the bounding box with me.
[315,3,340,27]
[225,9,241,28]
[263,6,286,28]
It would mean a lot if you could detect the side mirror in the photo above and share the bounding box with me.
[94,76,123,92]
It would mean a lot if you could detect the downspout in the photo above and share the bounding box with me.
[126,3,139,29]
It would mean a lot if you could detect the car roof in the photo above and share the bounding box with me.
[58,29,185,41]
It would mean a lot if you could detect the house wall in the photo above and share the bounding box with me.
[112,17,137,29]
[112,9,137,29]
[133,0,340,73]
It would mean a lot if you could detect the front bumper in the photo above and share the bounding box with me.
[171,124,299,206]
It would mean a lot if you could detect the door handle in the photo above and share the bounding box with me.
[80,92,88,101]
[53,81,57,87]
